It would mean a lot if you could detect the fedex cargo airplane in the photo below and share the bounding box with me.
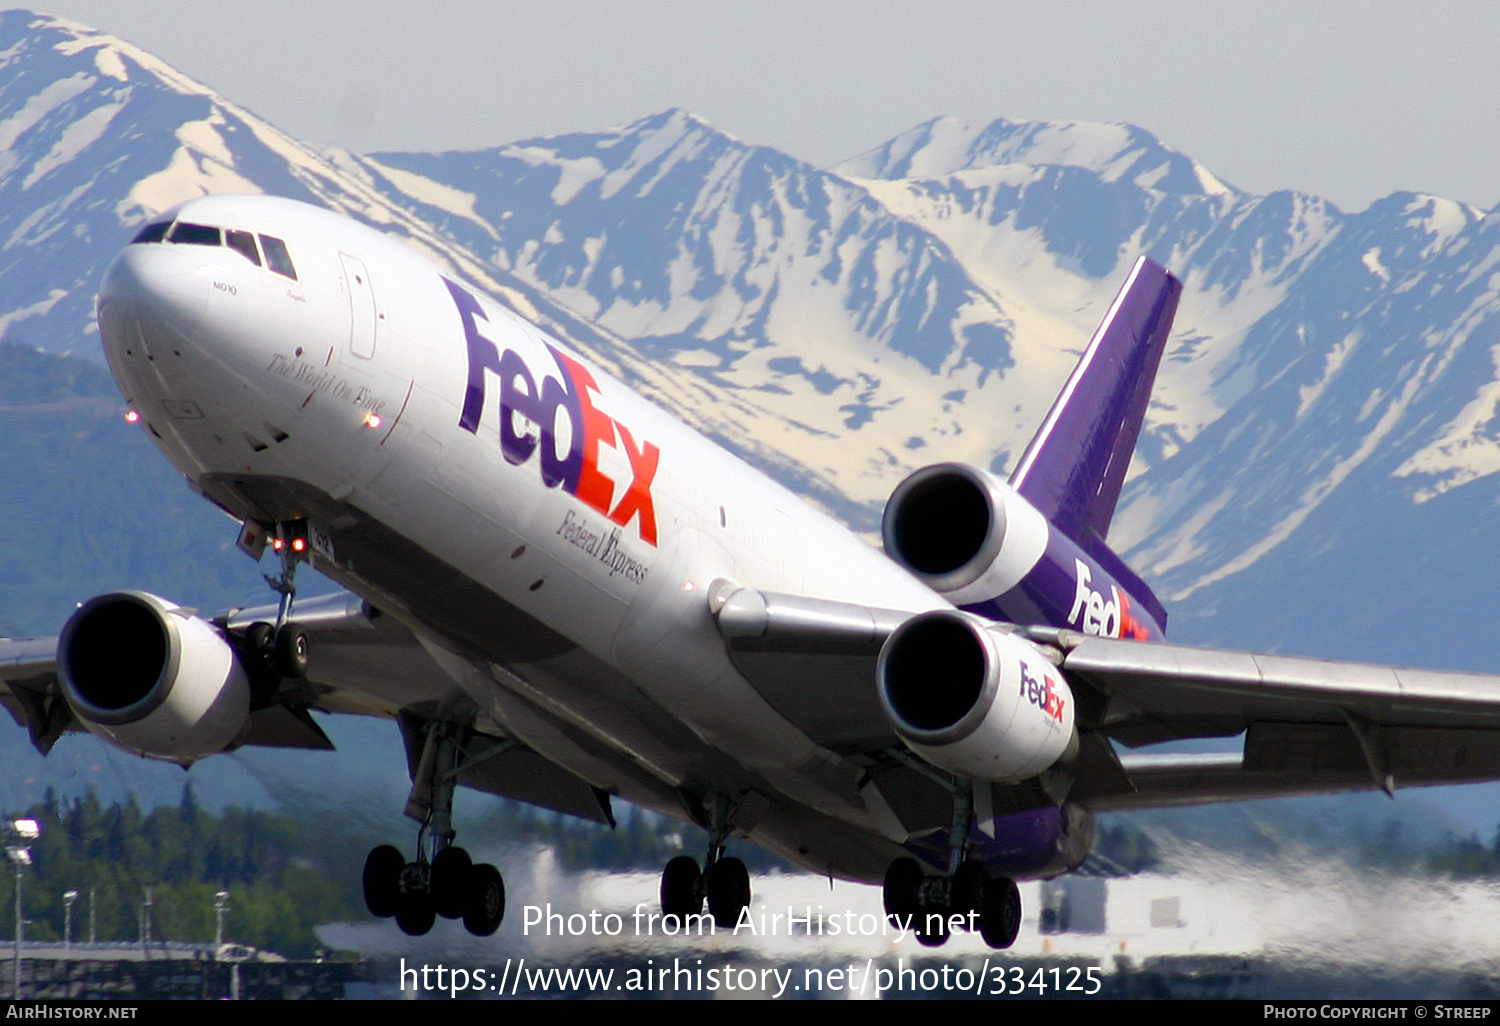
[6,194,1500,948]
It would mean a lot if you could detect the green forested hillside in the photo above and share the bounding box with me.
[0,344,266,638]
[1,788,359,958]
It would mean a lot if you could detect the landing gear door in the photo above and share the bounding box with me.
[340,252,378,360]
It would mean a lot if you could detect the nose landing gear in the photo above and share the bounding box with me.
[241,520,313,682]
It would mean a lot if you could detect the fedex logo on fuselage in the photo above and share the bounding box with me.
[1067,559,1150,640]
[446,278,659,546]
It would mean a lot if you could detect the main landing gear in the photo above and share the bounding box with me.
[882,785,1022,949]
[883,856,1020,949]
[362,714,507,937]
[362,840,505,938]
[658,795,751,929]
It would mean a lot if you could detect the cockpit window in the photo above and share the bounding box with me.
[132,218,296,280]
[131,221,172,244]
[259,234,297,282]
[168,223,222,246]
[225,229,261,267]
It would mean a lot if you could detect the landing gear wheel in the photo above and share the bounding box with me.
[274,624,309,678]
[660,855,702,919]
[242,622,278,674]
[951,859,987,923]
[395,883,436,936]
[431,846,473,919]
[362,844,403,918]
[462,863,505,937]
[705,856,750,929]
[979,876,1021,950]
[883,857,922,922]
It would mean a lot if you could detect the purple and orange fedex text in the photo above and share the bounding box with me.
[447,278,659,546]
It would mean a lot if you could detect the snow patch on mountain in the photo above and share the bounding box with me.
[1297,333,1360,416]
[0,70,93,174]
[0,285,64,339]
[21,94,118,189]
[1362,248,1390,282]
[1169,354,1430,600]
[1395,344,1500,502]
[119,117,261,219]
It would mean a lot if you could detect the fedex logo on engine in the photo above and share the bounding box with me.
[446,278,659,546]
[1019,662,1065,724]
[1067,559,1150,640]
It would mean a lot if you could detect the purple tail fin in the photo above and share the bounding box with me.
[1009,256,1181,545]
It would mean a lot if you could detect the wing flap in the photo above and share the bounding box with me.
[460,746,615,825]
[1084,720,1500,810]
[240,703,336,749]
[0,638,70,753]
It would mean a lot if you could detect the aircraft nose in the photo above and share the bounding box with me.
[99,242,210,349]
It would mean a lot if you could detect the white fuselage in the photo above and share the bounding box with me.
[97,194,950,880]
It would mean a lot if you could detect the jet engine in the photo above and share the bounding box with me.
[882,463,1050,607]
[58,592,251,763]
[876,610,1076,782]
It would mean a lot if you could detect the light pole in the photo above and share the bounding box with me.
[62,890,77,950]
[6,818,39,1000]
[213,891,229,948]
[140,888,152,957]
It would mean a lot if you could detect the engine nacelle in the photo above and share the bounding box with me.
[883,462,1166,640]
[882,463,1050,606]
[877,610,1076,782]
[58,592,251,764]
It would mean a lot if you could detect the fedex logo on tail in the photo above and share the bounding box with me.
[446,279,659,546]
[1067,559,1150,640]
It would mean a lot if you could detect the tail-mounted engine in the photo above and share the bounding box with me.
[876,610,1077,782]
[883,463,1164,640]
[883,463,1051,607]
[58,592,251,763]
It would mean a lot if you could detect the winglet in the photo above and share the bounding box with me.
[1009,256,1181,544]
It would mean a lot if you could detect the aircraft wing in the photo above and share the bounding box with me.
[0,593,613,823]
[0,593,426,753]
[0,636,65,754]
[714,586,911,754]
[1036,627,1500,808]
[714,587,1500,811]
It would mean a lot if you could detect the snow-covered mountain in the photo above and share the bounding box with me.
[356,110,1500,674]
[7,8,1500,681]
[827,115,1500,663]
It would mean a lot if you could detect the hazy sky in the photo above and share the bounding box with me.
[30,2,1500,213]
